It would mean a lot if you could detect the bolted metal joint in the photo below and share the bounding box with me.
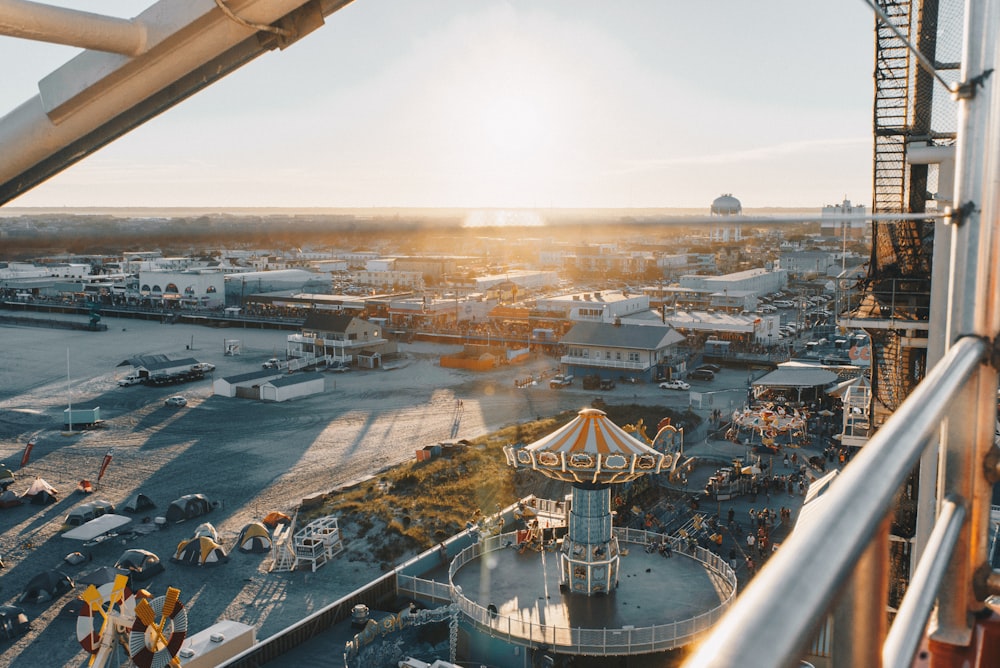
[953,68,995,100]
[943,200,977,226]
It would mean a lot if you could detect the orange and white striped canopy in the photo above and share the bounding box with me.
[504,408,671,484]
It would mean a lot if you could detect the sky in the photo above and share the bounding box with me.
[0,1,876,210]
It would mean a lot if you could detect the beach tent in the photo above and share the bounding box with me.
[0,467,14,490]
[76,566,127,588]
[171,536,228,566]
[23,478,58,505]
[123,492,156,513]
[237,522,272,553]
[115,549,164,582]
[262,511,291,528]
[193,522,218,541]
[0,606,30,640]
[165,494,212,523]
[0,489,23,508]
[63,499,115,528]
[63,552,88,566]
[18,570,74,604]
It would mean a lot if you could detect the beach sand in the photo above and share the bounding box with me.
[0,315,664,667]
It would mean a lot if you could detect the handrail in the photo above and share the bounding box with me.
[882,496,966,667]
[682,335,988,667]
[446,529,737,655]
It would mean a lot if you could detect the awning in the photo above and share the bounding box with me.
[752,367,838,388]
[826,375,871,398]
[63,514,132,541]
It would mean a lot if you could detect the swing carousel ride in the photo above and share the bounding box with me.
[726,404,810,450]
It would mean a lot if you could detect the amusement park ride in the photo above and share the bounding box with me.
[77,574,187,668]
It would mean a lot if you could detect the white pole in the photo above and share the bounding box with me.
[66,347,72,432]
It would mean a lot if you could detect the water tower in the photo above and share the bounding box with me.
[710,193,743,242]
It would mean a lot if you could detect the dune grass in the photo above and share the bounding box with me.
[302,402,700,567]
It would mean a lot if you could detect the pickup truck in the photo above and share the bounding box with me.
[118,374,142,387]
[549,374,574,388]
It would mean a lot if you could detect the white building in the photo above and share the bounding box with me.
[779,251,837,278]
[473,270,558,293]
[679,267,788,297]
[821,198,867,238]
[352,269,424,290]
[260,372,325,402]
[534,290,650,323]
[635,310,781,344]
[213,369,284,398]
[137,269,226,308]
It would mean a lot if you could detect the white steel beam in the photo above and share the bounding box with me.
[0,0,146,56]
[0,0,352,205]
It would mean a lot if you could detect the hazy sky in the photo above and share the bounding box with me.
[1,1,875,209]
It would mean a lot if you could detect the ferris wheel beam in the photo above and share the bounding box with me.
[0,0,146,55]
[0,0,355,206]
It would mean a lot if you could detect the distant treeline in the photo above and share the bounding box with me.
[0,212,822,261]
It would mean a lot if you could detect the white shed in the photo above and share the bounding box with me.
[213,370,283,399]
[260,372,325,402]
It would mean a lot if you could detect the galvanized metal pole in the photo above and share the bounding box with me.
[681,336,985,667]
[831,516,890,668]
[930,0,1000,649]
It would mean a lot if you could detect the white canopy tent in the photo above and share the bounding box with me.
[62,514,132,542]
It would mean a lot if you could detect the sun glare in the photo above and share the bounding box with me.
[481,95,547,155]
[462,209,544,227]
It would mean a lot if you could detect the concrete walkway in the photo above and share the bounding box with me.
[649,397,845,592]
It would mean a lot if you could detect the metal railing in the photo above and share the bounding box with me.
[682,335,988,666]
[445,529,737,656]
[558,355,647,371]
[685,1,1000,663]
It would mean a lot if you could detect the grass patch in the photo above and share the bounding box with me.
[299,402,699,558]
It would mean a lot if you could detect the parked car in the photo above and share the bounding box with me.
[262,358,280,369]
[117,374,142,386]
[192,362,215,372]
[697,363,721,373]
[688,369,715,381]
[599,378,616,390]
[659,380,691,391]
[549,374,574,388]
[164,396,187,407]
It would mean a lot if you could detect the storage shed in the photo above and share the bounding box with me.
[260,372,325,402]
[213,370,283,399]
